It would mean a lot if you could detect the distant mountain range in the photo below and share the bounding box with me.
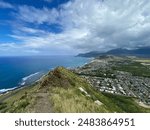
[77,47,150,57]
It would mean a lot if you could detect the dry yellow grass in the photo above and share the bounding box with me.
[50,87,108,113]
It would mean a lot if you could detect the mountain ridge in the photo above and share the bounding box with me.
[77,47,150,57]
[0,66,150,112]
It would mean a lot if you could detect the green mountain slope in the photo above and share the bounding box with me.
[0,67,150,113]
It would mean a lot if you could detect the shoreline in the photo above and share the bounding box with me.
[0,58,150,111]
[0,70,49,96]
[0,59,92,96]
[0,73,47,97]
[0,55,89,95]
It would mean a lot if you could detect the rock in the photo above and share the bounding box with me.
[79,87,87,94]
[94,100,103,106]
[78,87,91,97]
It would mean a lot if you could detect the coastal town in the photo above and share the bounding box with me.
[74,55,150,105]
[0,55,150,113]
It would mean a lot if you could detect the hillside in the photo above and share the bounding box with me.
[0,66,150,113]
[78,47,150,57]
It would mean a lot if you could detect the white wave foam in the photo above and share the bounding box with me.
[20,82,25,86]
[22,72,40,81]
[0,87,17,93]
[0,72,42,94]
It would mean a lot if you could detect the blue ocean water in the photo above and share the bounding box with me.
[0,56,89,93]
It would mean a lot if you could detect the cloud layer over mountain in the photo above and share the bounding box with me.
[0,0,150,55]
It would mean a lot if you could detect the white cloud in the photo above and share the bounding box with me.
[0,1,14,9]
[1,0,150,56]
[18,27,47,35]
[57,0,150,51]
[17,5,59,24]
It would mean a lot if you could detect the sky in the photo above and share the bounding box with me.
[0,0,150,56]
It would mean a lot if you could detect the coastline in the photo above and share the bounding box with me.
[0,78,42,103]
[0,58,92,97]
[0,72,47,97]
[0,74,44,96]
[0,57,150,113]
[0,56,90,95]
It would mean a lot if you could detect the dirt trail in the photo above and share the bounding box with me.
[31,92,52,113]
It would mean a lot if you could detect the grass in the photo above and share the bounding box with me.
[102,93,150,113]
[112,62,150,77]
[0,66,150,113]
[49,78,150,113]
[50,87,108,113]
[8,99,30,113]
[48,67,109,112]
[82,83,123,112]
[0,84,39,113]
[48,67,150,112]
[0,102,7,110]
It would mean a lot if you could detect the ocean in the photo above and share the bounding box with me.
[0,55,89,93]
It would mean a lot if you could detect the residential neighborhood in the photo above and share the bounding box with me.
[74,56,150,105]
